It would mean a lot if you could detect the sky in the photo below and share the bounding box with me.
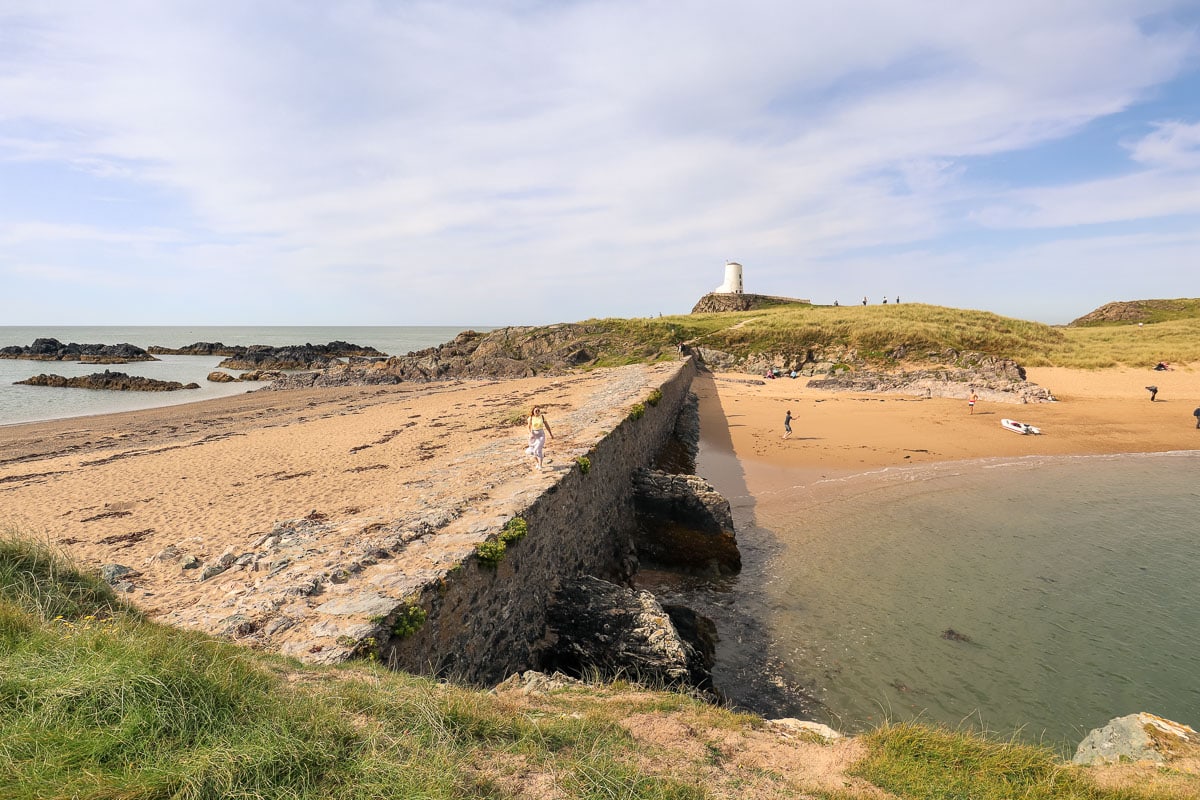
[1,1,1199,327]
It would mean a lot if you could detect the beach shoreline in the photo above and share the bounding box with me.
[0,366,687,662]
[692,365,1200,492]
[685,364,1200,737]
[4,361,1199,676]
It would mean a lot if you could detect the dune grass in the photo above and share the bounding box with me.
[852,721,1190,800]
[1026,318,1200,369]
[1069,299,1200,327]
[586,301,1200,370]
[587,304,1063,362]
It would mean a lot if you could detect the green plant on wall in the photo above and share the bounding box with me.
[475,539,506,566]
[576,456,591,475]
[646,388,662,406]
[475,516,528,567]
[391,604,427,639]
[628,402,646,421]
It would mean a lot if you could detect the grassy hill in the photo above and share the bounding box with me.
[1069,299,1200,327]
[585,300,1200,370]
[4,535,1195,799]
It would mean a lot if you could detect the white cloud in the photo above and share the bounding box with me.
[0,1,1197,323]
[1127,120,1200,168]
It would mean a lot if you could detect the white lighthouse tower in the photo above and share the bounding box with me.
[715,261,744,294]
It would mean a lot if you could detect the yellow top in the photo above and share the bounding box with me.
[530,414,545,431]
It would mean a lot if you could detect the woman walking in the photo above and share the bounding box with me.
[525,406,554,470]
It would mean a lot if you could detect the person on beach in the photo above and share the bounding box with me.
[1193,407,1200,428]
[783,409,793,440]
[1146,385,1158,402]
[525,406,553,470]
[968,390,978,414]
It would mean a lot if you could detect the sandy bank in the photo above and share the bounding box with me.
[0,364,679,656]
[694,365,1200,491]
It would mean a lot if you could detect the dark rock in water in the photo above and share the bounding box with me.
[662,603,717,673]
[0,338,157,364]
[15,370,200,392]
[941,628,971,643]
[216,341,387,371]
[544,575,714,691]
[148,342,243,356]
[236,369,283,381]
[631,467,740,575]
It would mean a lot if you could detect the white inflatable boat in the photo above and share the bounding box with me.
[1001,418,1041,435]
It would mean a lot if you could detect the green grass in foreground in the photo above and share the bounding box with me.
[852,722,1188,800]
[1,534,1191,799]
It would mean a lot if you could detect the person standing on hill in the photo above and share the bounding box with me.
[862,296,867,306]
[525,406,554,470]
[783,409,793,440]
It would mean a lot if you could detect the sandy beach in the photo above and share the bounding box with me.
[0,364,678,654]
[693,365,1200,492]
[3,359,1198,649]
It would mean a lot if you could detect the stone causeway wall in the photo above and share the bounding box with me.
[381,358,698,684]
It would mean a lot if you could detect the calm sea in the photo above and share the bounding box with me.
[0,326,485,426]
[685,449,1200,751]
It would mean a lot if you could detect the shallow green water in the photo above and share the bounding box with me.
[746,452,1200,748]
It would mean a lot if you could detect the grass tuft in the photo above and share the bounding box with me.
[853,722,1171,800]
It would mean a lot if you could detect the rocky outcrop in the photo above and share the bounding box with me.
[148,342,244,356]
[1074,713,1200,766]
[807,357,1054,404]
[632,468,740,575]
[15,371,200,391]
[216,342,387,371]
[544,575,715,691]
[0,338,157,364]
[265,325,673,390]
[692,342,1053,403]
[691,293,809,313]
[206,370,282,383]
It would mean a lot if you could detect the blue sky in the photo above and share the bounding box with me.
[1,2,1198,326]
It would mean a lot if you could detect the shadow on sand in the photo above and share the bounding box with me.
[635,371,823,719]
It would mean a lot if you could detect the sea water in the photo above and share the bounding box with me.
[0,326,483,426]
[693,451,1200,750]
